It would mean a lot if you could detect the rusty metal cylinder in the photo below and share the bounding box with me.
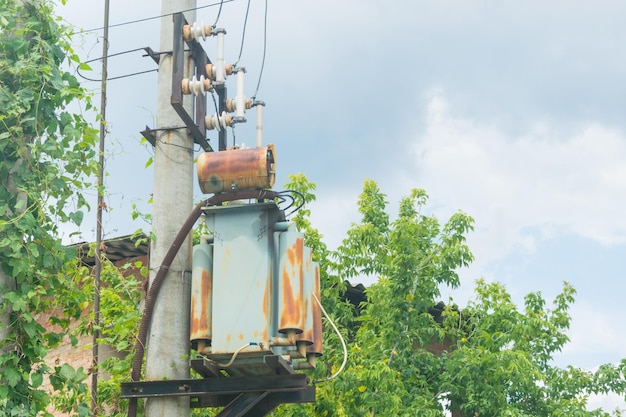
[299,247,314,346]
[197,145,276,194]
[190,238,213,349]
[277,227,305,335]
[307,262,323,357]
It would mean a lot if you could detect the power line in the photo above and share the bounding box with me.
[211,0,225,28]
[76,47,159,82]
[232,0,251,67]
[252,0,268,100]
[75,0,236,34]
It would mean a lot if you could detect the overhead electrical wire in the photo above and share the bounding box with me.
[251,0,268,100]
[71,0,272,156]
[211,0,225,28]
[76,47,158,82]
[232,0,251,67]
[75,0,236,34]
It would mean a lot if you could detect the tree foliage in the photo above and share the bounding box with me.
[271,174,626,417]
[0,0,97,414]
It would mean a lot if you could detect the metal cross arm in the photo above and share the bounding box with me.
[120,373,311,399]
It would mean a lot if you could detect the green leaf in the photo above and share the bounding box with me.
[69,210,84,226]
[31,372,43,388]
[4,368,21,387]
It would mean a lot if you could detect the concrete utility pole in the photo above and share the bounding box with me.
[145,0,196,416]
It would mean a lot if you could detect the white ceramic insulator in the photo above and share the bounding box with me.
[216,30,226,84]
[205,114,219,131]
[255,103,264,147]
[205,112,232,131]
[190,22,207,41]
[236,68,245,118]
[189,75,206,96]
[220,111,230,129]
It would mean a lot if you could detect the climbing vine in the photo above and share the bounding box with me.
[0,0,98,415]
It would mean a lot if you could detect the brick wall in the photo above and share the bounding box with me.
[36,254,147,415]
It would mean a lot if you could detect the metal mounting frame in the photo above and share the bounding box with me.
[141,13,231,152]
[121,355,315,417]
[170,12,214,152]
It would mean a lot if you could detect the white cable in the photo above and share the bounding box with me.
[211,342,257,368]
[312,292,348,384]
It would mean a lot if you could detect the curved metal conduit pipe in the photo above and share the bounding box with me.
[127,198,210,417]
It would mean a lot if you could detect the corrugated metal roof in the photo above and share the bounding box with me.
[69,233,149,266]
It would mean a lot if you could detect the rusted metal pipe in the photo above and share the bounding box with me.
[128,198,209,417]
[307,263,323,357]
[277,229,305,335]
[190,235,213,349]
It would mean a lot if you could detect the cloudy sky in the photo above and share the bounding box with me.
[58,0,626,411]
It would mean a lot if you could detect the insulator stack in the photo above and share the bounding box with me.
[204,112,233,131]
[183,22,212,41]
[182,75,212,96]
[205,63,233,81]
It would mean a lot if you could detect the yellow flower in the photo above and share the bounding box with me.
[358,385,367,393]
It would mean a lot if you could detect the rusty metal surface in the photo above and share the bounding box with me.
[191,202,322,374]
[190,240,213,346]
[299,247,314,346]
[307,263,323,357]
[277,228,304,335]
[197,145,276,194]
[121,373,310,399]
[207,203,283,354]
[207,189,278,206]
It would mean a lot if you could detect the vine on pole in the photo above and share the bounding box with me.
[0,0,98,414]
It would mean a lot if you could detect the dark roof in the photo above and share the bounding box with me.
[70,233,149,266]
[344,282,451,321]
[344,282,367,307]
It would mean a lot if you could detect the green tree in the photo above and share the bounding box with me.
[271,175,626,417]
[0,0,97,414]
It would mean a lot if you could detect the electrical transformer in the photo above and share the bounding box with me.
[191,151,321,376]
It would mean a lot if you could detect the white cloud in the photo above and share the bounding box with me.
[558,300,626,364]
[408,90,626,286]
[588,392,626,415]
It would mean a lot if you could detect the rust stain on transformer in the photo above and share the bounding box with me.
[262,283,269,342]
[190,266,212,342]
[308,263,323,356]
[278,237,304,333]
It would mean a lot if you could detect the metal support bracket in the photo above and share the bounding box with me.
[121,373,310,399]
[142,46,161,65]
[171,12,215,152]
[121,356,315,417]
